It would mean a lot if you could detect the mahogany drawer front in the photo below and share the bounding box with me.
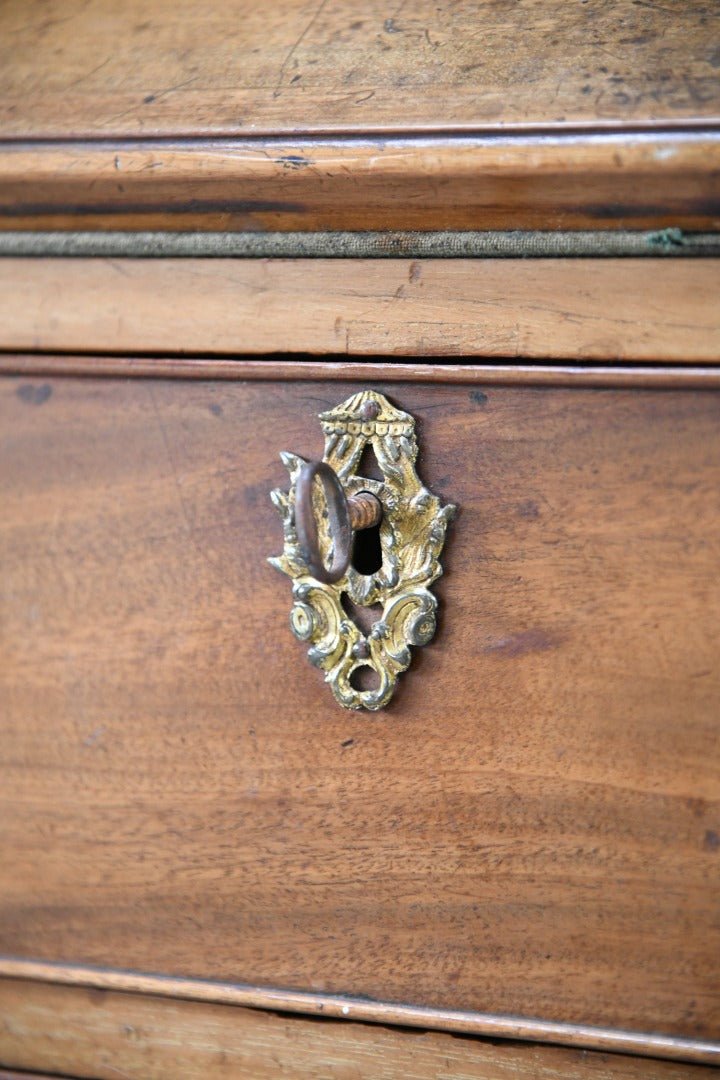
[1,370,719,1050]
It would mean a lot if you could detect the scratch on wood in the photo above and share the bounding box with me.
[274,0,330,95]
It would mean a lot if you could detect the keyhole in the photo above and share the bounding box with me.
[352,520,382,575]
[352,442,383,574]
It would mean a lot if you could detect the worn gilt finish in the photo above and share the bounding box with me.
[270,391,456,710]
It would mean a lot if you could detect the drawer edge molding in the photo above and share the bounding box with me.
[1,135,719,234]
[1,979,718,1080]
[0,959,717,1065]
[1,356,720,388]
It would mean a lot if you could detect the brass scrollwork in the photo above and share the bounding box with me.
[269,391,456,710]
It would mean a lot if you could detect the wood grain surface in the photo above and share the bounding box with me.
[2,136,719,233]
[1,375,719,1042]
[1,258,719,360]
[1,979,718,1080]
[1,0,719,137]
[0,1073,58,1080]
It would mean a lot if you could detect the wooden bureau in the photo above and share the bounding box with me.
[1,2,719,1077]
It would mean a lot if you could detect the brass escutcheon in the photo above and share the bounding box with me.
[269,391,456,710]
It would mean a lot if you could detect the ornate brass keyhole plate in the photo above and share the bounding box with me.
[269,391,456,710]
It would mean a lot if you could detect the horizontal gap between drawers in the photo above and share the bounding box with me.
[1,229,719,259]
